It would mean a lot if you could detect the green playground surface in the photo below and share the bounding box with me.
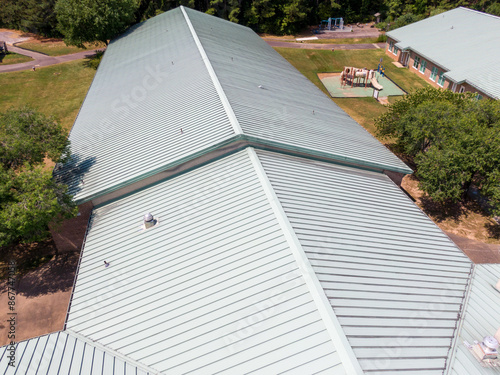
[319,71,406,98]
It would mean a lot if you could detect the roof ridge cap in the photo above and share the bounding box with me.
[180,6,243,135]
[246,147,364,375]
[458,6,500,20]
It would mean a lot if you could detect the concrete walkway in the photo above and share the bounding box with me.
[446,232,500,263]
[0,45,102,73]
[265,39,385,50]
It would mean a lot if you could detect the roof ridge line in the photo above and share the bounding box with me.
[180,6,243,135]
[459,6,500,20]
[246,147,364,375]
[65,329,163,374]
[443,263,476,375]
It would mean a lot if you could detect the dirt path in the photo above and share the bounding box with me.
[265,40,385,50]
[0,251,80,346]
[0,45,102,73]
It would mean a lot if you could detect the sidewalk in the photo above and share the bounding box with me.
[0,45,102,73]
[446,231,500,263]
[265,39,385,50]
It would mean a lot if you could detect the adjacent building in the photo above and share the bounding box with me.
[1,6,499,374]
[386,7,500,100]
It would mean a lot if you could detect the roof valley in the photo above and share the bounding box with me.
[180,6,243,136]
[246,147,364,375]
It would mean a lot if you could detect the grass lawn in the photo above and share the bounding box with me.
[0,60,96,130]
[16,41,104,57]
[275,47,429,94]
[308,37,382,44]
[0,52,33,65]
[332,97,388,135]
[271,37,381,44]
[275,47,429,135]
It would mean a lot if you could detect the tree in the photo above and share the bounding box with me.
[0,107,77,247]
[376,88,500,214]
[55,0,139,47]
[486,2,500,16]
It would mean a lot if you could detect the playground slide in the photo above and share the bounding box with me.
[370,76,383,91]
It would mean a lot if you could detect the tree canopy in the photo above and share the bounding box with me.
[2,0,500,37]
[376,87,500,215]
[55,0,139,46]
[0,108,76,247]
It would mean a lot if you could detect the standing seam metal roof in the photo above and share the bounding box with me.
[54,147,475,374]
[387,7,500,99]
[447,264,500,375]
[0,330,159,374]
[63,149,352,374]
[58,6,410,205]
[257,149,473,374]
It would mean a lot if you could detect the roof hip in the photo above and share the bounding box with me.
[180,6,243,135]
[246,147,364,375]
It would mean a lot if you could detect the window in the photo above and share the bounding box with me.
[459,86,465,93]
[413,56,420,69]
[419,60,427,74]
[393,46,399,55]
[430,67,438,81]
[388,41,393,52]
[476,94,483,100]
[437,71,445,87]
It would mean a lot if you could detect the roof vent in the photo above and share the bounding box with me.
[465,336,500,366]
[143,212,157,229]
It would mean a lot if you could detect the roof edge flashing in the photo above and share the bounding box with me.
[73,135,412,206]
[180,6,243,136]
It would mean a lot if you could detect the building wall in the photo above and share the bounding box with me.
[50,201,93,253]
[385,38,491,99]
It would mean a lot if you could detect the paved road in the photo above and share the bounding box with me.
[265,40,385,50]
[0,45,102,73]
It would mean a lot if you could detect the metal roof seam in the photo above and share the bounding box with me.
[246,147,364,375]
[443,264,475,375]
[180,6,243,136]
[64,329,163,374]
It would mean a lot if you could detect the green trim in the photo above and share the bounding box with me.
[76,134,413,205]
[93,144,248,209]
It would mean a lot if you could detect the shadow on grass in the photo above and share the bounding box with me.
[419,196,467,223]
[82,50,104,70]
[486,221,500,240]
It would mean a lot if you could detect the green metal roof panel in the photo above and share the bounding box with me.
[185,7,410,175]
[0,330,157,374]
[58,7,236,203]
[387,7,500,99]
[257,149,473,374]
[58,7,411,204]
[448,264,500,375]
[65,149,348,374]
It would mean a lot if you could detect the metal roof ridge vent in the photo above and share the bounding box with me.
[180,6,243,136]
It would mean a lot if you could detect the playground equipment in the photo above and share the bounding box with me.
[320,17,344,30]
[340,67,383,91]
